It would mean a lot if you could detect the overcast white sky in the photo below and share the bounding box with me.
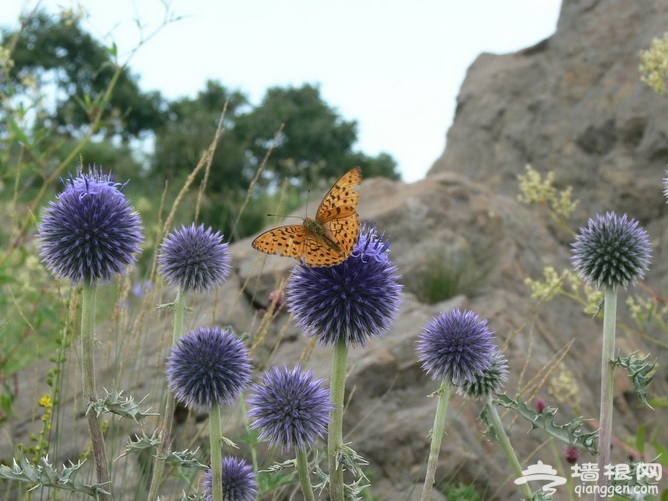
[3,0,561,182]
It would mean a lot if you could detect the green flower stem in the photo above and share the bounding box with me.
[420,383,451,501]
[209,402,224,501]
[328,338,348,501]
[148,290,186,501]
[596,286,617,499]
[296,448,317,501]
[484,395,532,500]
[81,282,110,500]
[547,439,573,501]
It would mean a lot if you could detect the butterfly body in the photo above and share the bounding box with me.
[302,217,343,254]
[252,167,361,267]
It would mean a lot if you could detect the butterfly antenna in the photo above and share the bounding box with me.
[265,186,312,219]
[266,213,302,220]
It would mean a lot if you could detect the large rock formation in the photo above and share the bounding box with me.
[430,0,668,225]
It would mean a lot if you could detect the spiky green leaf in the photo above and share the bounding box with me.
[87,388,157,423]
[495,394,598,454]
[0,456,109,499]
[613,352,656,407]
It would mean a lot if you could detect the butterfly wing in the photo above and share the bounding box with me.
[316,167,362,223]
[252,225,308,260]
[301,229,351,266]
[321,212,359,258]
[252,224,347,267]
[315,167,362,257]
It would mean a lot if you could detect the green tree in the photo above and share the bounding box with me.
[237,84,357,185]
[151,80,250,192]
[237,84,400,184]
[150,80,257,238]
[149,81,401,236]
[2,9,165,141]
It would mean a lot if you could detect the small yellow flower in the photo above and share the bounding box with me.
[39,394,53,409]
[639,33,668,96]
[517,165,579,225]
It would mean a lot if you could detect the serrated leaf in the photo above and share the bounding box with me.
[0,456,109,498]
[613,352,656,407]
[87,388,157,422]
[164,448,207,469]
[118,429,161,459]
[495,394,598,454]
[221,436,238,449]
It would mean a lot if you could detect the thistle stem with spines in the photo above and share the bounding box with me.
[209,402,224,501]
[328,338,348,501]
[420,383,450,501]
[148,289,186,500]
[296,448,317,501]
[596,286,617,500]
[81,282,110,500]
[484,394,532,500]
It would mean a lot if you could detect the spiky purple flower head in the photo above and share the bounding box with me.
[571,212,651,289]
[158,223,231,293]
[287,224,402,347]
[456,351,508,399]
[201,456,257,501]
[37,167,143,285]
[166,327,251,412]
[416,309,496,385]
[247,365,332,451]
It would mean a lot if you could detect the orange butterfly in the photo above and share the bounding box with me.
[252,167,361,267]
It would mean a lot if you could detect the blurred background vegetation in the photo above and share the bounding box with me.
[1,8,400,240]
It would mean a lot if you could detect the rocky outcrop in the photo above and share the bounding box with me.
[430,0,668,225]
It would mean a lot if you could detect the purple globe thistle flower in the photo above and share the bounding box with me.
[37,167,143,285]
[166,327,251,411]
[456,351,508,399]
[416,309,496,385]
[201,456,257,501]
[247,365,332,452]
[286,224,402,347]
[158,223,231,293]
[571,212,651,289]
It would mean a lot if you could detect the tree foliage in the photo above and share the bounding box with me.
[2,10,164,141]
[151,82,400,192]
[152,80,250,193]
[2,8,400,238]
[237,84,359,184]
